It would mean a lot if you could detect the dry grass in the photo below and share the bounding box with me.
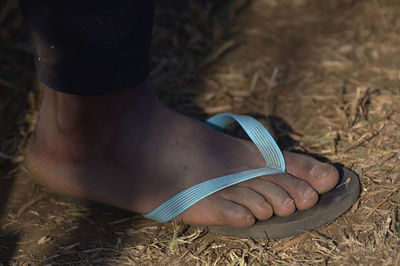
[1,0,400,265]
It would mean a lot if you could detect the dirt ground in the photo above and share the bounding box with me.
[1,0,400,265]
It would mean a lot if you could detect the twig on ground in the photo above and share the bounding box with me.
[366,191,396,218]
[274,233,309,251]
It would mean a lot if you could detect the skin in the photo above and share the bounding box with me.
[25,83,339,228]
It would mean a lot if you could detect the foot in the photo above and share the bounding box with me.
[26,83,339,228]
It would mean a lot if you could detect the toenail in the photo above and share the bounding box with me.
[245,213,254,223]
[262,201,271,209]
[304,187,317,199]
[282,197,294,206]
[310,163,331,179]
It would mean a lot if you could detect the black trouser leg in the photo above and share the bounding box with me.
[20,0,153,95]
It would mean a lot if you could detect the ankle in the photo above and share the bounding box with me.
[53,83,153,131]
[28,83,164,161]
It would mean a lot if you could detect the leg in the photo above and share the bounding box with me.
[20,0,152,94]
[22,1,339,228]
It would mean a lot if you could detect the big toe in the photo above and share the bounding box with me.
[284,151,339,194]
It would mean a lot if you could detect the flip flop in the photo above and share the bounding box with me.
[57,113,360,239]
[207,165,359,239]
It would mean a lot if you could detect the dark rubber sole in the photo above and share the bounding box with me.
[57,165,360,239]
[206,165,360,239]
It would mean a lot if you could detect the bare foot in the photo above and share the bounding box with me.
[26,83,339,228]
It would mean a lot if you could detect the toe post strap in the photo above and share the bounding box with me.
[143,113,286,223]
[207,113,285,171]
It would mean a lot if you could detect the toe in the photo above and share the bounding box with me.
[284,152,339,194]
[262,173,319,210]
[176,194,255,228]
[221,186,273,221]
[284,151,340,194]
[244,178,295,216]
[218,199,256,227]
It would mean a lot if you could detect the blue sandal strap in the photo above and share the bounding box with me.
[143,113,286,222]
[207,113,285,171]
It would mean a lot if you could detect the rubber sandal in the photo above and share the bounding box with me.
[207,165,359,239]
[142,113,360,238]
[57,113,360,239]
